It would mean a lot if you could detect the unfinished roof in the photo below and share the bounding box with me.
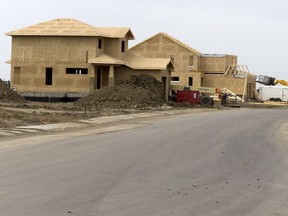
[130,32,201,55]
[126,57,173,70]
[124,51,173,70]
[88,51,173,71]
[6,18,135,39]
[201,54,227,58]
[88,54,125,65]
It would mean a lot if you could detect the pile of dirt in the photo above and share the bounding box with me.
[76,74,166,109]
[0,80,26,103]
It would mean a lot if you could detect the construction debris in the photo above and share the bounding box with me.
[76,74,166,109]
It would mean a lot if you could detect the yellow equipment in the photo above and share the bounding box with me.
[274,79,288,86]
[170,84,219,95]
[256,75,288,86]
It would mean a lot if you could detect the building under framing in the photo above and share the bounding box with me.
[130,33,256,99]
[6,19,173,101]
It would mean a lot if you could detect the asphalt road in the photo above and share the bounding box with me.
[0,109,288,216]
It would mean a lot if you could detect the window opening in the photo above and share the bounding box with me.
[46,68,53,85]
[86,51,88,63]
[171,76,180,82]
[189,77,193,86]
[66,68,88,75]
[98,39,102,49]
[121,41,125,52]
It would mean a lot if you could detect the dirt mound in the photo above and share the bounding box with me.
[76,74,165,109]
[0,80,26,103]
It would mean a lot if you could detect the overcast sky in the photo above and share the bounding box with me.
[1,0,287,81]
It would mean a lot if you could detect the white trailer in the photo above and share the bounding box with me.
[258,86,288,102]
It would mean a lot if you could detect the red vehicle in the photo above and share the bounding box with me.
[173,89,214,106]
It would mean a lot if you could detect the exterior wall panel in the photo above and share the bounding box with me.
[204,74,255,97]
[10,36,97,95]
[130,34,202,87]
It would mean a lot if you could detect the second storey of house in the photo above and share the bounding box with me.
[10,36,131,64]
[7,18,135,65]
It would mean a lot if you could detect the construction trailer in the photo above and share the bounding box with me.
[255,75,288,102]
[258,86,288,102]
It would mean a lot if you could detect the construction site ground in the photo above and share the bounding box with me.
[0,75,287,139]
[0,100,287,139]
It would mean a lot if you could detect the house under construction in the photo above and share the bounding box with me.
[6,19,173,101]
[6,18,255,102]
[130,33,256,99]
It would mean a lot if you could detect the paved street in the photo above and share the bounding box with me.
[0,109,288,216]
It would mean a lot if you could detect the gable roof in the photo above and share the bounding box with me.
[130,32,201,55]
[6,18,135,39]
[94,27,134,39]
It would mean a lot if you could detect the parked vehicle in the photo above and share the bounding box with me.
[258,86,288,102]
[255,75,288,102]
[169,85,216,106]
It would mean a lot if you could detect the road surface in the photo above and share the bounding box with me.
[0,109,288,216]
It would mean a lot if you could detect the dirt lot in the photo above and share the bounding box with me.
[0,74,169,128]
[0,100,287,129]
[0,101,157,129]
[0,75,287,130]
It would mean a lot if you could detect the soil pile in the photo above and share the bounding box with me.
[0,80,26,103]
[76,74,165,109]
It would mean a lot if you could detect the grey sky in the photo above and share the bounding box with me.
[1,0,287,81]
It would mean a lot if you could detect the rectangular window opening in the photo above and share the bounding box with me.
[121,41,125,52]
[66,68,88,75]
[98,39,102,49]
[171,76,180,83]
[46,68,53,85]
[86,51,88,63]
[189,77,193,86]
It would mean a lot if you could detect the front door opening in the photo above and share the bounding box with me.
[96,68,102,89]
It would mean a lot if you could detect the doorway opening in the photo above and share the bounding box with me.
[96,68,102,89]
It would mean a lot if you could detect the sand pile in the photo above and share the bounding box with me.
[76,74,165,109]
